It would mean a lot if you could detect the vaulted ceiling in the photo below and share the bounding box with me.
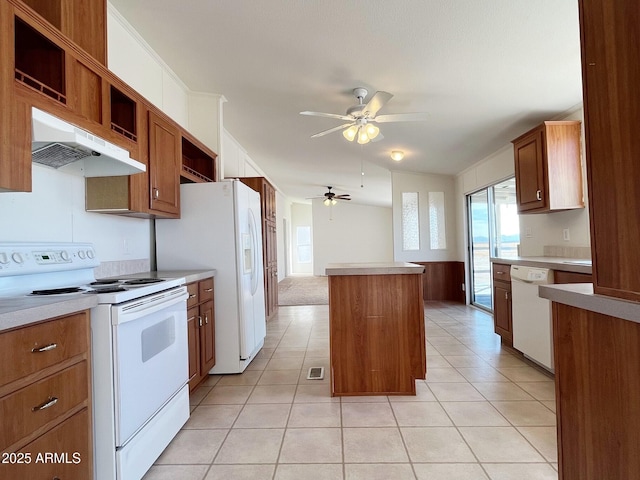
[109,0,583,207]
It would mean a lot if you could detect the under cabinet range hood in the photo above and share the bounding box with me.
[31,107,146,177]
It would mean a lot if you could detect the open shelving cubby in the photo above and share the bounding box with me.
[180,136,215,183]
[14,17,66,104]
[109,86,137,142]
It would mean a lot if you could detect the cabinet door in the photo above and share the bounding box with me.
[514,128,546,212]
[186,306,200,391]
[148,110,180,216]
[493,282,512,343]
[199,300,215,373]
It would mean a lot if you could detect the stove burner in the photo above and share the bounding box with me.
[91,279,121,285]
[31,287,85,295]
[123,278,164,285]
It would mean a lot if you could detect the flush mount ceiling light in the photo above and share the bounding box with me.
[391,150,404,161]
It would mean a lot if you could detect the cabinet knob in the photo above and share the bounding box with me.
[536,190,542,201]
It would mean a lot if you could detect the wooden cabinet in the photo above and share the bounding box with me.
[21,0,106,65]
[328,271,426,396]
[185,278,215,391]
[492,263,512,345]
[413,261,465,302]
[579,0,640,303]
[238,177,279,320]
[148,110,180,216]
[0,310,92,480]
[512,121,584,214]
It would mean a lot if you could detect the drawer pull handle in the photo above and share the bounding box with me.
[187,316,196,322]
[204,288,213,292]
[189,294,197,299]
[31,343,57,353]
[205,314,209,324]
[198,316,203,327]
[536,189,542,201]
[32,396,58,412]
[496,271,504,274]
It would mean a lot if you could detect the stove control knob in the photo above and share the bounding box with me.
[78,250,86,259]
[87,250,95,259]
[12,252,24,264]
[60,251,70,261]
[0,252,8,264]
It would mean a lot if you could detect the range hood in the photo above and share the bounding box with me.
[31,107,146,177]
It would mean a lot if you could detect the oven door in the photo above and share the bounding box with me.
[111,286,188,446]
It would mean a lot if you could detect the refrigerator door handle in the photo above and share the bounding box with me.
[249,209,260,296]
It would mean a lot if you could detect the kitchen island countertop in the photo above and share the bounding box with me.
[325,262,425,276]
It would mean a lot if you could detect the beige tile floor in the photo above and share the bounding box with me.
[143,302,558,480]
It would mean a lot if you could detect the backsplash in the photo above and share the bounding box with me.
[543,245,591,259]
[95,259,151,279]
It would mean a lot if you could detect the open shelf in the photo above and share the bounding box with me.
[180,136,215,183]
[14,18,66,104]
[110,86,137,142]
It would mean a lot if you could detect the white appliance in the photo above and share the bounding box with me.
[155,180,267,374]
[31,107,146,177]
[0,242,189,480]
[510,265,554,371]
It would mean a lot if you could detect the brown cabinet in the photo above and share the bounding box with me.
[512,121,584,214]
[0,311,92,480]
[492,263,512,345]
[238,177,279,320]
[579,0,640,303]
[185,278,215,391]
[148,110,181,216]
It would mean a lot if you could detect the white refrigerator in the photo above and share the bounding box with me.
[155,179,267,374]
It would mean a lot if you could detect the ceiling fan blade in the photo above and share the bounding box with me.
[371,132,384,143]
[337,197,351,201]
[334,195,351,199]
[300,111,353,121]
[373,112,430,123]
[363,91,393,117]
[310,123,355,138]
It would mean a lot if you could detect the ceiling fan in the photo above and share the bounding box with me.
[300,87,429,144]
[310,186,351,206]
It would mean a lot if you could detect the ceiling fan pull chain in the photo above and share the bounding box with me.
[360,145,365,188]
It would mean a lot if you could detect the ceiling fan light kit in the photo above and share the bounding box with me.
[301,87,429,144]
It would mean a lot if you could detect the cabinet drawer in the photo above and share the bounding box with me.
[186,282,199,308]
[492,263,511,282]
[0,409,91,480]
[0,362,88,450]
[0,312,88,388]
[198,278,214,302]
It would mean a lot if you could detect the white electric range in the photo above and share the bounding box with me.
[0,242,190,480]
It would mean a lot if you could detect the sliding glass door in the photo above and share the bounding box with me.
[467,178,519,310]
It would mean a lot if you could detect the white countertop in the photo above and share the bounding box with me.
[491,256,592,274]
[325,262,425,276]
[539,283,640,324]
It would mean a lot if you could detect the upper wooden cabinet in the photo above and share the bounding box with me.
[512,121,584,214]
[148,110,180,216]
[21,0,106,64]
[579,0,640,303]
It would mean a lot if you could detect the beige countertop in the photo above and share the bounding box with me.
[0,269,215,333]
[325,262,425,276]
[0,294,98,332]
[539,283,640,324]
[491,256,592,274]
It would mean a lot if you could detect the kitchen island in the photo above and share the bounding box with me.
[326,262,426,396]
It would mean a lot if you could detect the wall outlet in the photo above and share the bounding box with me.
[563,229,570,241]
[525,227,533,238]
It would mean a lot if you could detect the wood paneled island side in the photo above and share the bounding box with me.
[326,263,426,396]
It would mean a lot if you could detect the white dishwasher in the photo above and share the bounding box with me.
[510,265,554,371]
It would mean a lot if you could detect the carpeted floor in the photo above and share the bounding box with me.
[278,275,328,306]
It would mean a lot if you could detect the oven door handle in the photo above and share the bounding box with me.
[111,287,188,325]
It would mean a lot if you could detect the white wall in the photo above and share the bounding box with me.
[392,171,458,262]
[312,200,393,276]
[0,165,151,262]
[290,203,313,274]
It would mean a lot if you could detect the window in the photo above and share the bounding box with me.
[296,226,312,263]
[402,192,420,251]
[428,191,446,250]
